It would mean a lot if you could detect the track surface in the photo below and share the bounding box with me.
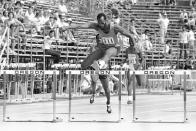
[0,94,196,131]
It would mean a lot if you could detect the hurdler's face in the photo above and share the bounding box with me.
[98,17,106,30]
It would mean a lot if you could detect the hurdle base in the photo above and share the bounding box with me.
[52,117,63,123]
[133,118,188,123]
[3,117,63,123]
[69,119,121,123]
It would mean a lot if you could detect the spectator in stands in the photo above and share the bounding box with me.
[58,0,68,15]
[45,16,59,37]
[179,10,189,25]
[14,1,24,23]
[162,40,172,58]
[64,18,76,42]
[179,25,189,59]
[0,10,8,23]
[0,0,5,8]
[169,0,176,6]
[188,15,195,28]
[5,11,25,37]
[130,18,139,38]
[111,8,120,25]
[131,0,137,5]
[188,25,195,58]
[139,29,153,52]
[3,2,8,11]
[24,6,36,23]
[190,0,196,7]
[157,11,169,44]
[44,30,61,66]
[189,8,196,20]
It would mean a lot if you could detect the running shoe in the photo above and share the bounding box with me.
[90,95,95,104]
[127,100,132,104]
[107,104,112,113]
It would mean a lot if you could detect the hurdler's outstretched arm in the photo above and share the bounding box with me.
[62,22,98,30]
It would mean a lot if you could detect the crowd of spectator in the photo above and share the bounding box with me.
[0,0,75,43]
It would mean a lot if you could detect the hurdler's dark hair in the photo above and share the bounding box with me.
[97,13,107,20]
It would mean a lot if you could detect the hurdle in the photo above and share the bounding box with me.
[67,70,125,123]
[132,70,188,123]
[2,70,62,122]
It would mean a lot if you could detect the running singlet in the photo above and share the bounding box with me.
[96,24,119,46]
[126,48,141,69]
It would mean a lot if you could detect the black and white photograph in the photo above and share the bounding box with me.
[0,0,196,131]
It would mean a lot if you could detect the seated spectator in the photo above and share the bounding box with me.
[45,16,59,37]
[111,8,120,25]
[14,1,24,23]
[169,0,176,6]
[43,30,61,65]
[57,14,69,28]
[0,10,8,23]
[58,0,68,14]
[24,6,36,23]
[61,18,76,42]
[162,40,172,58]
[179,10,189,25]
[188,15,195,27]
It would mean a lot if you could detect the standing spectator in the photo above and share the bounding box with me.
[111,8,120,25]
[179,25,189,59]
[139,29,153,52]
[157,12,169,44]
[188,25,195,58]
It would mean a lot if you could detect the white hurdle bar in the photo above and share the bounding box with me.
[132,70,188,123]
[66,70,124,123]
[2,70,62,122]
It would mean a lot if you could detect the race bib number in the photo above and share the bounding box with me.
[128,54,136,65]
[102,37,115,45]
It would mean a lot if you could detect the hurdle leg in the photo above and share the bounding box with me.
[30,75,34,98]
[132,71,136,121]
[183,71,187,122]
[68,71,72,122]
[52,70,62,122]
[3,73,7,122]
[118,70,122,122]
